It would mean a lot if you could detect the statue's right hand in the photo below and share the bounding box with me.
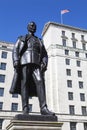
[14,61,20,69]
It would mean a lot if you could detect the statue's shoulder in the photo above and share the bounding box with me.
[34,35,41,40]
[18,35,26,42]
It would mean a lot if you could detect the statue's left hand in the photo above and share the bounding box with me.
[14,61,20,73]
[41,62,47,72]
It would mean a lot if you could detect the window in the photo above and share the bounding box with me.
[2,45,7,48]
[0,88,4,96]
[66,69,71,76]
[68,92,73,100]
[82,43,86,50]
[0,75,5,82]
[75,51,79,57]
[11,103,18,111]
[70,122,76,130]
[81,35,84,40]
[29,104,32,112]
[65,49,69,55]
[79,81,83,88]
[0,119,3,129]
[0,63,6,70]
[62,31,65,36]
[69,105,75,115]
[29,97,32,99]
[72,33,75,39]
[62,39,66,46]
[84,123,87,130]
[78,71,82,77]
[1,51,7,59]
[12,94,18,98]
[76,60,80,67]
[81,106,86,115]
[73,41,76,48]
[85,53,87,58]
[65,59,70,65]
[67,80,72,88]
[80,93,85,101]
[0,102,3,110]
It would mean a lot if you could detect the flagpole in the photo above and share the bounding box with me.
[60,9,70,24]
[61,14,63,24]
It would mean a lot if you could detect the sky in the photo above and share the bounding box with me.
[0,0,87,43]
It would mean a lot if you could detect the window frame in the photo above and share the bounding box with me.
[1,51,7,59]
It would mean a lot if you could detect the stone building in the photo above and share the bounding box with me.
[42,22,87,130]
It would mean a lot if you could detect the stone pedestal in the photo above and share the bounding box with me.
[6,114,63,130]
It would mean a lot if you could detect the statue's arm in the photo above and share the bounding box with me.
[12,38,21,68]
[41,40,48,72]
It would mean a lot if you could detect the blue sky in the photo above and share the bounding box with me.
[0,0,87,43]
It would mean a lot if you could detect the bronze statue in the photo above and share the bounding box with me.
[10,21,55,116]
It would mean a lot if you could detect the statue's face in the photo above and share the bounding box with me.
[28,22,36,33]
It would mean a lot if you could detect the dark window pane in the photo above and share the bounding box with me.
[0,119,3,129]
[65,59,70,65]
[0,63,6,70]
[0,75,5,82]
[1,51,7,59]
[62,39,66,46]
[81,106,86,115]
[76,60,80,67]
[69,105,75,115]
[81,35,84,40]
[79,81,83,88]
[0,88,4,96]
[70,122,76,130]
[11,103,18,111]
[66,69,71,76]
[29,104,32,112]
[72,33,75,38]
[65,50,69,55]
[67,80,72,88]
[0,102,3,110]
[12,94,18,98]
[84,123,87,130]
[80,93,85,101]
[75,51,79,57]
[29,97,32,99]
[68,92,73,100]
[62,31,65,36]
[78,71,82,77]
[85,53,87,58]
[82,43,86,50]
[73,41,76,48]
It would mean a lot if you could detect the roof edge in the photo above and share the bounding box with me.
[42,22,87,36]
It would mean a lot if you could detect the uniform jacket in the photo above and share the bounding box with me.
[9,34,48,96]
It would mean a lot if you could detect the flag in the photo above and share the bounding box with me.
[61,9,70,14]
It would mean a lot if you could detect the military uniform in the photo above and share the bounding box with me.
[10,34,48,112]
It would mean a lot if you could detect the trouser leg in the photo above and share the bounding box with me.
[33,67,55,116]
[21,66,29,113]
[32,68,46,109]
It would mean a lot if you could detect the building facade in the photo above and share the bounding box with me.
[0,22,87,130]
[42,22,87,130]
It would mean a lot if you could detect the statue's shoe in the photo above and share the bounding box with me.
[41,106,55,116]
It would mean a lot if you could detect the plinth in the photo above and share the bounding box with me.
[6,114,63,130]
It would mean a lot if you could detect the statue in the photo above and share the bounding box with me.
[10,21,55,116]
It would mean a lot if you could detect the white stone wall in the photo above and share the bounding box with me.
[43,22,87,130]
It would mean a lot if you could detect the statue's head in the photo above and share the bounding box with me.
[27,21,36,33]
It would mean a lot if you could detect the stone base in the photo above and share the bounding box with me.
[6,114,63,130]
[14,114,58,122]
